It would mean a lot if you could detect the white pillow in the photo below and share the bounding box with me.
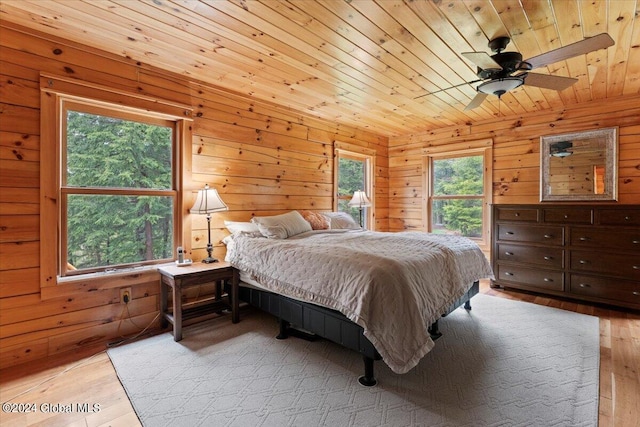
[224,220,260,234]
[251,211,312,239]
[323,211,361,230]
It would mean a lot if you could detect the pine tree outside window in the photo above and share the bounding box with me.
[61,102,178,275]
[426,147,492,249]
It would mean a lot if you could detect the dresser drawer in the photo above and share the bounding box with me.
[497,243,564,268]
[543,208,592,224]
[597,209,640,226]
[495,207,538,222]
[570,251,640,280]
[570,274,640,305]
[496,264,564,291]
[497,224,564,245]
[570,227,640,252]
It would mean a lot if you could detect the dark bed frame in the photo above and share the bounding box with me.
[238,280,479,386]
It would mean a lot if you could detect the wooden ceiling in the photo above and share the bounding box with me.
[1,0,638,137]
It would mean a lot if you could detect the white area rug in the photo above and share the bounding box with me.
[107,294,599,427]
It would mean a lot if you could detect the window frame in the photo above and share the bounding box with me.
[60,101,179,276]
[333,148,374,229]
[424,146,492,250]
[40,74,192,287]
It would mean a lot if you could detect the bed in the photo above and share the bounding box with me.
[224,211,494,386]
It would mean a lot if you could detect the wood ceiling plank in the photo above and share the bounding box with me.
[308,0,437,95]
[520,0,555,31]
[198,0,437,130]
[156,0,418,132]
[257,0,423,101]
[606,0,636,97]
[272,0,425,94]
[370,0,476,87]
[551,0,591,104]
[347,0,485,124]
[619,13,640,96]
[579,0,611,100]
[117,0,410,130]
[259,0,459,129]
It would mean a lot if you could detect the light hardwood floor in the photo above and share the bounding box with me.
[1,282,638,427]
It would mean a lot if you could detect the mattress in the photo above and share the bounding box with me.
[226,229,493,373]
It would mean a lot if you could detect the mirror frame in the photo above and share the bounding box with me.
[540,127,618,202]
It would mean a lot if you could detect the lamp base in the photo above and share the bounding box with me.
[202,257,219,264]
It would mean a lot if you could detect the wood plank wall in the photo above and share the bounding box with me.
[388,96,640,231]
[0,23,389,369]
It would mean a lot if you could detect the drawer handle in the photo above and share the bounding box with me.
[579,237,589,241]
[505,251,514,256]
[579,260,589,265]
[506,231,514,235]
[579,283,591,288]
[504,272,514,276]
[564,215,569,219]
[514,213,520,217]
[633,291,640,296]
[543,256,553,260]
[633,240,640,244]
[624,216,631,221]
[544,234,553,238]
[634,265,639,270]
[543,278,553,282]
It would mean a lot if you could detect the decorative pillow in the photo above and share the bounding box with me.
[224,220,260,234]
[251,210,312,239]
[323,211,361,230]
[300,210,330,230]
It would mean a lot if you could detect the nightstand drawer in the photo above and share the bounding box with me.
[497,244,563,268]
[496,264,564,291]
[497,224,564,245]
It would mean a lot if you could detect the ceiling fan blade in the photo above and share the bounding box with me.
[464,93,488,111]
[461,52,502,71]
[523,73,578,90]
[414,79,482,99]
[525,33,614,69]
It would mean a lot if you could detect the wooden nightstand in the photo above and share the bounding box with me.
[158,261,239,341]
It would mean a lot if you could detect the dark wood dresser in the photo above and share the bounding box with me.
[491,204,640,310]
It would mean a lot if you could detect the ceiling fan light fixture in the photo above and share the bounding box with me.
[551,150,573,158]
[477,77,524,97]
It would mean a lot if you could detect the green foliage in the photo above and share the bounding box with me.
[338,157,366,225]
[66,111,174,270]
[432,156,484,238]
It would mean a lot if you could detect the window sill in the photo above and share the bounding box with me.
[41,265,164,300]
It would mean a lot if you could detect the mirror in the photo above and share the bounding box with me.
[540,127,618,201]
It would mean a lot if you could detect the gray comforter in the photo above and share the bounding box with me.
[227,229,493,374]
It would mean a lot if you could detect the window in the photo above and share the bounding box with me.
[334,149,373,228]
[62,103,176,274]
[426,147,492,247]
[40,75,190,283]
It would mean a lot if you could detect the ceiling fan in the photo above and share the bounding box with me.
[416,33,614,111]
[549,141,573,158]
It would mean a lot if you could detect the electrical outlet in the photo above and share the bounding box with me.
[120,287,132,304]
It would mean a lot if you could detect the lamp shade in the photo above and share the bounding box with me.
[190,184,228,214]
[348,190,372,208]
